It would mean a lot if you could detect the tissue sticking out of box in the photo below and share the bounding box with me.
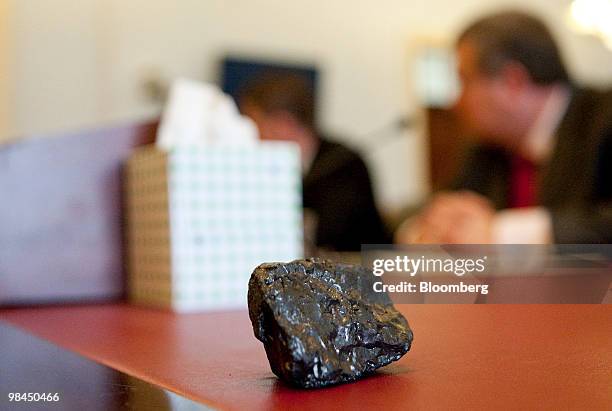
[156,78,258,151]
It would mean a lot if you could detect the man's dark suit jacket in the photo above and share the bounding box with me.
[303,138,391,251]
[453,87,612,243]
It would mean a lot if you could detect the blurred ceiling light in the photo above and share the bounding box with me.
[568,0,612,50]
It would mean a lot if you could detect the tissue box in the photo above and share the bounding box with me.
[126,143,303,312]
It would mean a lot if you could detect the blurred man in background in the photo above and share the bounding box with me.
[240,73,391,251]
[398,11,612,244]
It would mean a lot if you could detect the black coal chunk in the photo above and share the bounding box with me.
[248,258,413,388]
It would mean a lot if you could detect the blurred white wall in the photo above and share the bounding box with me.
[0,0,12,136]
[3,0,612,210]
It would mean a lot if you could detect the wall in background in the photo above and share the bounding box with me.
[0,0,11,138]
[3,0,612,211]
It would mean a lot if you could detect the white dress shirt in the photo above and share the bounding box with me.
[492,85,571,244]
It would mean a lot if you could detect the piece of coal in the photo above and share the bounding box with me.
[248,258,413,388]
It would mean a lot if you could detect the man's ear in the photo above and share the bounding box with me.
[500,62,532,93]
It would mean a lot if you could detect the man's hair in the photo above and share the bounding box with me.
[457,11,570,85]
[239,72,316,129]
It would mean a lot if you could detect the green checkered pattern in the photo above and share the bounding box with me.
[126,143,303,312]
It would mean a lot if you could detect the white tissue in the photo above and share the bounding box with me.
[156,78,258,150]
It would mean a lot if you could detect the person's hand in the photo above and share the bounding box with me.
[406,191,496,244]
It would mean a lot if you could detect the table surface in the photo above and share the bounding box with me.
[1,304,611,410]
[0,322,208,410]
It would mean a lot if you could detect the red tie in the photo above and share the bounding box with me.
[510,155,538,208]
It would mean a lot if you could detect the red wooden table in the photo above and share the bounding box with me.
[1,304,610,410]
